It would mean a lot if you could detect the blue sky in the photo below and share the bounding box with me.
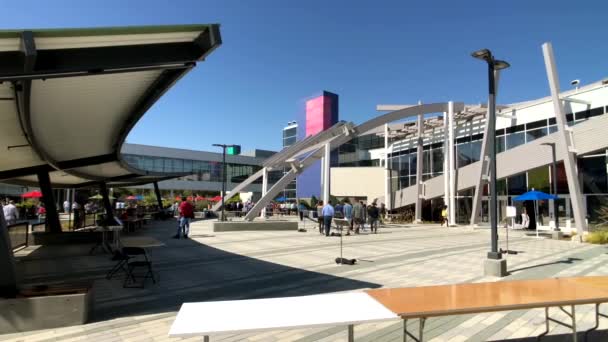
[2,0,607,152]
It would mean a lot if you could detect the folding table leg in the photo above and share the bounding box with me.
[403,318,425,342]
[538,306,578,342]
[584,303,608,341]
[347,324,354,342]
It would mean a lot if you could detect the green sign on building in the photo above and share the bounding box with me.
[226,145,241,155]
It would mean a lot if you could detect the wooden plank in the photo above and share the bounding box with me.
[365,276,608,318]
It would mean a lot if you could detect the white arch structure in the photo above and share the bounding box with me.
[212,102,465,221]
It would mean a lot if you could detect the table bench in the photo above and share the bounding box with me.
[169,276,608,341]
[169,293,397,341]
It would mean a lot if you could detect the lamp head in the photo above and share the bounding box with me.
[471,48,492,62]
[494,60,510,70]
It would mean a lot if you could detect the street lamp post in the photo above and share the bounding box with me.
[472,49,510,265]
[212,143,236,222]
[541,142,559,231]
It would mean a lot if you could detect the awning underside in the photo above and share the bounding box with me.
[0,24,221,188]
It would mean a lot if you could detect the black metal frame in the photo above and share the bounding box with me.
[122,247,156,288]
[403,318,426,342]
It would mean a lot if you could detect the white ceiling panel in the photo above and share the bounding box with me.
[30,70,162,162]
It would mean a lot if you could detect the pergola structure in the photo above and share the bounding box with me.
[0,24,222,296]
[212,102,466,221]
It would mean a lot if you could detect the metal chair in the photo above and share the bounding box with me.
[122,247,156,288]
[106,249,130,280]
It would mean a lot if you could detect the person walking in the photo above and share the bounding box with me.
[63,199,70,213]
[343,199,353,235]
[362,202,368,232]
[368,202,380,234]
[380,203,387,224]
[316,201,324,234]
[174,197,194,239]
[441,205,448,227]
[3,200,18,225]
[352,200,363,234]
[322,200,335,237]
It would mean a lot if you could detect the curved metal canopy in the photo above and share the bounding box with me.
[0,24,221,187]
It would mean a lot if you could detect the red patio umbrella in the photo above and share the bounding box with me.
[187,196,194,201]
[195,195,205,201]
[126,195,137,200]
[210,195,222,202]
[175,196,182,201]
[21,190,43,198]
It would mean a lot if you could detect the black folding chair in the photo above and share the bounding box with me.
[122,247,156,288]
[106,249,130,280]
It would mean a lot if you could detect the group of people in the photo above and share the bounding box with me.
[316,199,384,236]
[2,199,47,225]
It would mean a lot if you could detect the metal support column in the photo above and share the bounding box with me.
[542,42,587,233]
[384,123,391,213]
[99,181,114,221]
[153,181,163,211]
[448,101,456,226]
[323,142,330,204]
[415,101,424,223]
[261,167,268,218]
[37,171,61,233]
[0,207,18,297]
[320,155,325,202]
[443,112,450,212]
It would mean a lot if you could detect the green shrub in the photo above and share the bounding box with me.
[586,229,608,244]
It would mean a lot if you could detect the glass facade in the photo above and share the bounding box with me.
[122,154,262,184]
[282,124,298,200]
[338,134,384,166]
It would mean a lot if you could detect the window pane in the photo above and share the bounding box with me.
[528,166,550,193]
[432,148,444,174]
[508,173,527,195]
[526,128,548,143]
[506,132,525,150]
[496,136,506,153]
[579,156,608,194]
[399,154,409,176]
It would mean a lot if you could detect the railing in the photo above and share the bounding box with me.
[7,222,28,250]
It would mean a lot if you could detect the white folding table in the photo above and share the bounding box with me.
[168,292,398,341]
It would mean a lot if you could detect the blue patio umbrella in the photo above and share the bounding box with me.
[513,190,557,202]
[513,190,557,237]
[275,196,287,202]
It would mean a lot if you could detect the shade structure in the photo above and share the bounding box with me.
[513,190,558,202]
[275,196,287,202]
[21,190,43,198]
[0,24,222,188]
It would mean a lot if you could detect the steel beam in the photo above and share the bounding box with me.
[0,206,18,297]
[323,142,330,204]
[415,101,424,223]
[261,167,268,218]
[153,181,163,211]
[99,181,115,220]
[542,42,587,232]
[443,111,450,213]
[448,102,456,226]
[37,170,62,233]
[384,123,391,213]
[211,168,264,212]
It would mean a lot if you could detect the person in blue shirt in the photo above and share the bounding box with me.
[322,200,335,236]
[342,199,353,235]
[298,202,306,221]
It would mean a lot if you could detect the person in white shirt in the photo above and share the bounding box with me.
[63,200,70,213]
[3,200,18,225]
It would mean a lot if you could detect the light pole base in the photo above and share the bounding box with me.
[484,258,507,277]
[551,231,563,240]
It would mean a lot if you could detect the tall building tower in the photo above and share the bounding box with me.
[295,91,339,199]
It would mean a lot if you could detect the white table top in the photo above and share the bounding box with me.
[168,292,397,337]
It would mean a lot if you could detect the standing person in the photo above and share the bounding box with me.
[335,202,343,219]
[36,203,46,223]
[441,205,448,227]
[174,197,194,239]
[316,201,324,234]
[368,202,380,234]
[298,202,306,221]
[362,202,368,232]
[352,200,363,234]
[343,199,353,235]
[380,203,387,224]
[3,200,18,225]
[72,201,82,228]
[322,200,335,237]
[63,199,70,213]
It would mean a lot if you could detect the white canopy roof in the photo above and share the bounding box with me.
[0,24,221,187]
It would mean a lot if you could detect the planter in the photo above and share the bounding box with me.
[0,283,93,333]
